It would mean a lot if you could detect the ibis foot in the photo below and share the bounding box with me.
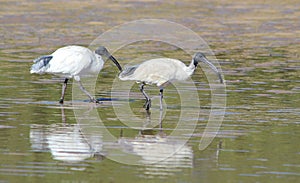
[90,98,100,104]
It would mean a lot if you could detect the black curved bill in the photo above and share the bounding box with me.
[109,55,122,72]
[201,57,224,84]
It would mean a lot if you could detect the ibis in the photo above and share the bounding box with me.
[30,45,122,103]
[119,52,223,110]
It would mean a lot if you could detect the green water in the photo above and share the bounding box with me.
[1,0,299,182]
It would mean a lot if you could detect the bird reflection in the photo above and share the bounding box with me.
[30,104,223,177]
[30,106,103,163]
[118,110,194,177]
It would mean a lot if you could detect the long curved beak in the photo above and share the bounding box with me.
[109,55,122,72]
[200,57,223,84]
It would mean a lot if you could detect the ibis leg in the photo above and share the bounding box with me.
[61,106,66,124]
[59,78,69,104]
[158,109,163,133]
[140,83,151,110]
[159,88,163,111]
[78,80,98,103]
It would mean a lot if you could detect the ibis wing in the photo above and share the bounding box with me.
[119,65,139,78]
[45,47,94,76]
[30,55,53,74]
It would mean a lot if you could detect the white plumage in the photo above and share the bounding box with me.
[119,52,223,110]
[30,45,122,103]
[120,58,194,86]
[31,46,101,79]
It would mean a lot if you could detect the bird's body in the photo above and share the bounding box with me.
[119,58,195,87]
[119,53,223,110]
[31,45,122,103]
[31,46,104,80]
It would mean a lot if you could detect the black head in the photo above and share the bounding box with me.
[95,46,122,71]
[193,52,206,67]
[95,46,110,57]
[193,52,223,84]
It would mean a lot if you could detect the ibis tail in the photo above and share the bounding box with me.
[30,56,53,74]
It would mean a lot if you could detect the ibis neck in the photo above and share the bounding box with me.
[185,60,197,76]
[95,54,104,69]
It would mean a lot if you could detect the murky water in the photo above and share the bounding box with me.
[1,0,300,182]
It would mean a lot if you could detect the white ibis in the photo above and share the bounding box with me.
[119,52,223,110]
[30,45,122,103]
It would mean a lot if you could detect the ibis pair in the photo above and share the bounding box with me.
[30,45,223,110]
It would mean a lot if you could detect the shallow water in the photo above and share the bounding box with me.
[1,0,300,182]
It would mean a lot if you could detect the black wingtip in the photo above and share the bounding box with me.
[30,55,53,73]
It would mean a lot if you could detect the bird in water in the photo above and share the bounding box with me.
[30,45,122,103]
[119,52,223,110]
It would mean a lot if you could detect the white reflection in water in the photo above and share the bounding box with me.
[30,107,103,163]
[119,134,193,176]
[30,105,194,177]
[118,111,193,176]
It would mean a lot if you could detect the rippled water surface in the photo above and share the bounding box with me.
[1,0,299,182]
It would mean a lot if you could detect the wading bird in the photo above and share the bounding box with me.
[119,52,223,110]
[30,45,122,103]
